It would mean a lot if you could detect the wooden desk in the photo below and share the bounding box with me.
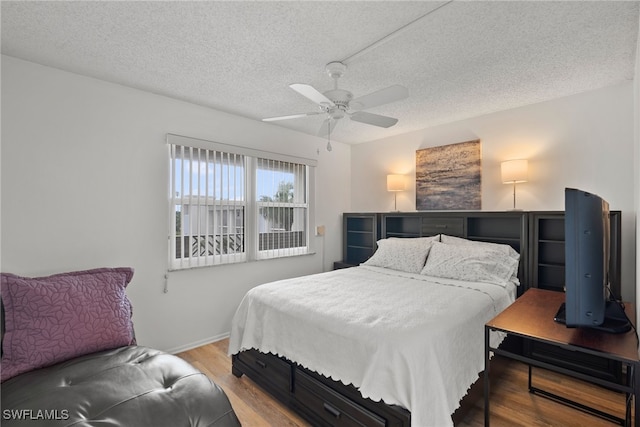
[485,288,639,426]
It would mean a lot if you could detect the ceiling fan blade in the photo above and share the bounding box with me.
[317,118,339,137]
[262,112,322,122]
[350,111,398,128]
[290,84,335,107]
[350,85,408,111]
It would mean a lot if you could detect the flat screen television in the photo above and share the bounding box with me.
[554,188,630,333]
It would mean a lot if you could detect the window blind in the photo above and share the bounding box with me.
[169,144,246,269]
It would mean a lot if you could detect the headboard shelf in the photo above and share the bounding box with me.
[343,211,529,293]
[383,215,423,238]
[342,210,622,298]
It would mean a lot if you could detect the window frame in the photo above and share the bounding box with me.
[167,134,316,271]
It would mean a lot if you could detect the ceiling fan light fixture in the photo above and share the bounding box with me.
[325,61,347,79]
[330,109,345,120]
[264,61,409,137]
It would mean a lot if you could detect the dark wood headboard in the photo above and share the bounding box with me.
[342,211,622,298]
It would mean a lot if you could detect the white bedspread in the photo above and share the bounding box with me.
[228,265,516,427]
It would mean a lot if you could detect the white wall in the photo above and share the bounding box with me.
[351,83,636,301]
[0,56,351,352]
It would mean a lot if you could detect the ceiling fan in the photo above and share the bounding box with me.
[263,61,409,137]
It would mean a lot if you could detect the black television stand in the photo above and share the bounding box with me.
[554,300,632,334]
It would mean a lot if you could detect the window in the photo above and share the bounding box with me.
[168,134,315,270]
[256,158,308,259]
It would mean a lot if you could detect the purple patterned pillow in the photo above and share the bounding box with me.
[1,267,135,382]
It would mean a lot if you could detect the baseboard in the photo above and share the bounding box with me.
[167,332,230,355]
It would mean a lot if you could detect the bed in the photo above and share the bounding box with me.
[229,234,521,427]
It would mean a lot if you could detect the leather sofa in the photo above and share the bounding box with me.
[1,345,241,426]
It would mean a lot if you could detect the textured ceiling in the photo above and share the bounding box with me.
[2,1,638,144]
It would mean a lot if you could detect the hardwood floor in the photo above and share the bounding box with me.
[178,339,630,427]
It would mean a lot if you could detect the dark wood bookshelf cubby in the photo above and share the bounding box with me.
[342,213,381,266]
[530,213,566,292]
[528,211,621,297]
[384,215,423,238]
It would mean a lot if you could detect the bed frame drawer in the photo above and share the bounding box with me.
[233,349,292,399]
[294,369,386,427]
[233,350,410,427]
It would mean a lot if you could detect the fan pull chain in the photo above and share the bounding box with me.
[327,120,333,152]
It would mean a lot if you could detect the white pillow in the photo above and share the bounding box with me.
[420,241,520,287]
[363,237,436,274]
[440,234,520,260]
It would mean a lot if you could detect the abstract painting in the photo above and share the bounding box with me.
[416,140,481,210]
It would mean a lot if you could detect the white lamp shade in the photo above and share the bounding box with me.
[387,174,406,192]
[501,159,528,184]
